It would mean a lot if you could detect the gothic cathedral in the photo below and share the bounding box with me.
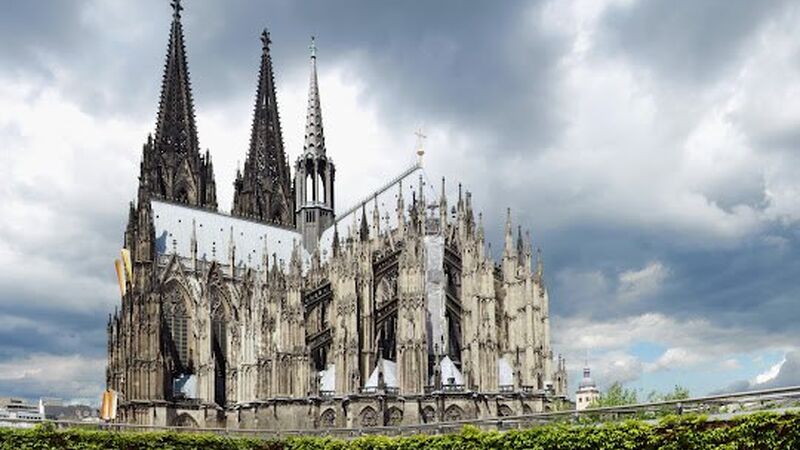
[107,1,568,429]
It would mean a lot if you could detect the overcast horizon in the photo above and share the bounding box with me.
[1,0,800,405]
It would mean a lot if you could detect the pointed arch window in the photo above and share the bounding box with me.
[317,172,326,203]
[305,173,314,203]
[164,292,191,372]
[211,303,228,358]
[210,294,228,406]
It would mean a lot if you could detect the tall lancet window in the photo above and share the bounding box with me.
[317,172,325,203]
[210,295,228,406]
[164,291,191,372]
[306,173,314,203]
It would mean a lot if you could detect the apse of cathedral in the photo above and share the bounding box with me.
[107,1,568,429]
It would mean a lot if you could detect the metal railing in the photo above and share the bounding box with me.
[2,385,799,439]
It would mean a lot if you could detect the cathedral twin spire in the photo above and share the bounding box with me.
[139,1,331,228]
[139,0,216,208]
[232,28,294,225]
[155,0,198,157]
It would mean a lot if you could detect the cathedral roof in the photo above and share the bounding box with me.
[364,358,398,389]
[318,162,424,260]
[319,364,335,393]
[438,356,464,386]
[151,200,309,271]
[498,356,514,386]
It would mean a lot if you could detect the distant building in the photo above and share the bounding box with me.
[39,399,99,422]
[0,398,43,426]
[575,366,600,411]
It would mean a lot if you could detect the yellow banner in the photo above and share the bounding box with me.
[120,248,133,287]
[100,389,117,421]
[114,259,126,297]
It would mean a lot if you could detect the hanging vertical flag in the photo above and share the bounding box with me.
[121,248,133,288]
[100,389,118,422]
[114,259,126,297]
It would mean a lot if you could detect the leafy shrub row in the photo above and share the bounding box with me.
[0,412,798,449]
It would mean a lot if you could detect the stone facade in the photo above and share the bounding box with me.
[106,1,567,429]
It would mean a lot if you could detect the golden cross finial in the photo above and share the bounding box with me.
[415,128,427,160]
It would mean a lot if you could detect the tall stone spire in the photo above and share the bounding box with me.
[295,36,335,250]
[138,0,217,208]
[155,0,197,157]
[233,29,294,225]
[303,36,326,156]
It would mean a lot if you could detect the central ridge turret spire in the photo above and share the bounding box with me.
[295,36,335,250]
[303,36,326,156]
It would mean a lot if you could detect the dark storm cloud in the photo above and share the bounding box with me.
[0,311,106,360]
[598,0,790,84]
[540,220,800,339]
[167,0,566,156]
[761,351,800,388]
[0,2,82,74]
[0,0,565,153]
[2,0,800,401]
[716,350,800,393]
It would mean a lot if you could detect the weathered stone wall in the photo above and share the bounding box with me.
[119,392,551,430]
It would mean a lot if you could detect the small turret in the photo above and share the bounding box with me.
[504,208,514,257]
[476,213,485,260]
[228,226,236,277]
[261,234,270,279]
[439,177,448,231]
[371,196,380,239]
[332,224,340,258]
[523,230,533,273]
[396,180,406,236]
[359,204,369,242]
[536,247,544,282]
[190,219,198,270]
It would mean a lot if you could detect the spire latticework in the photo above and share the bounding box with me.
[155,0,198,157]
[138,0,217,208]
[303,36,326,156]
[232,29,294,226]
[294,36,335,250]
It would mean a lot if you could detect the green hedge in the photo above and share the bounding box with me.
[1,412,798,449]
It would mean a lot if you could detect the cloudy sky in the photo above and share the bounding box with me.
[1,0,800,404]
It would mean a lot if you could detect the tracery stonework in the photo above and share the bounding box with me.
[444,405,464,422]
[360,407,378,427]
[422,406,436,423]
[498,405,513,417]
[387,407,403,426]
[106,0,568,430]
[320,409,335,427]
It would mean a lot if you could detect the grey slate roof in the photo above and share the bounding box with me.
[152,200,308,270]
